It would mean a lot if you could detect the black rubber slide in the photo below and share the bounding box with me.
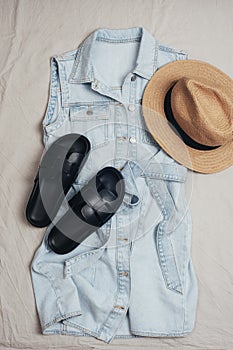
[26,133,91,227]
[47,167,125,254]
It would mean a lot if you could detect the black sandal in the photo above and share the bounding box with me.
[26,133,90,227]
[47,166,125,254]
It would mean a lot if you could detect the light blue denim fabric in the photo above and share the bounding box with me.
[31,27,198,343]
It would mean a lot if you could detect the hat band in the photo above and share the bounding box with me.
[164,86,220,151]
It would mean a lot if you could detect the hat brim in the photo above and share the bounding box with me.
[142,60,233,174]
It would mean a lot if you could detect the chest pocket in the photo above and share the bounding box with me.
[69,104,110,149]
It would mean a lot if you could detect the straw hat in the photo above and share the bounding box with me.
[142,60,233,173]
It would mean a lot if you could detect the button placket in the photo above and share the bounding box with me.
[98,214,131,341]
[99,73,136,341]
[114,92,129,168]
[116,215,131,274]
[127,72,137,159]
[114,109,128,164]
[114,214,131,310]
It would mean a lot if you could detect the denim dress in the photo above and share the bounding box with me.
[31,27,198,343]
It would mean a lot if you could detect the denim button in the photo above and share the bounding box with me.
[114,305,125,310]
[129,136,136,143]
[131,74,136,81]
[128,104,135,111]
[86,109,93,115]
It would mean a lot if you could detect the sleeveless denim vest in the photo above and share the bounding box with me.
[31,27,198,343]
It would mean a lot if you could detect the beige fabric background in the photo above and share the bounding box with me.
[0,0,232,349]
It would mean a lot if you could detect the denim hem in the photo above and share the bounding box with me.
[42,311,82,332]
[130,329,193,337]
[63,319,99,337]
[42,329,140,339]
[42,328,193,340]
[42,315,193,341]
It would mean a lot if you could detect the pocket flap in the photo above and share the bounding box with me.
[70,104,109,120]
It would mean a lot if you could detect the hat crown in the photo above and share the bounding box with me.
[171,78,233,146]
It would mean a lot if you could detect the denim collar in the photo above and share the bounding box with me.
[68,27,158,83]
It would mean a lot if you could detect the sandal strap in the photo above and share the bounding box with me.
[39,152,84,180]
[80,186,112,213]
